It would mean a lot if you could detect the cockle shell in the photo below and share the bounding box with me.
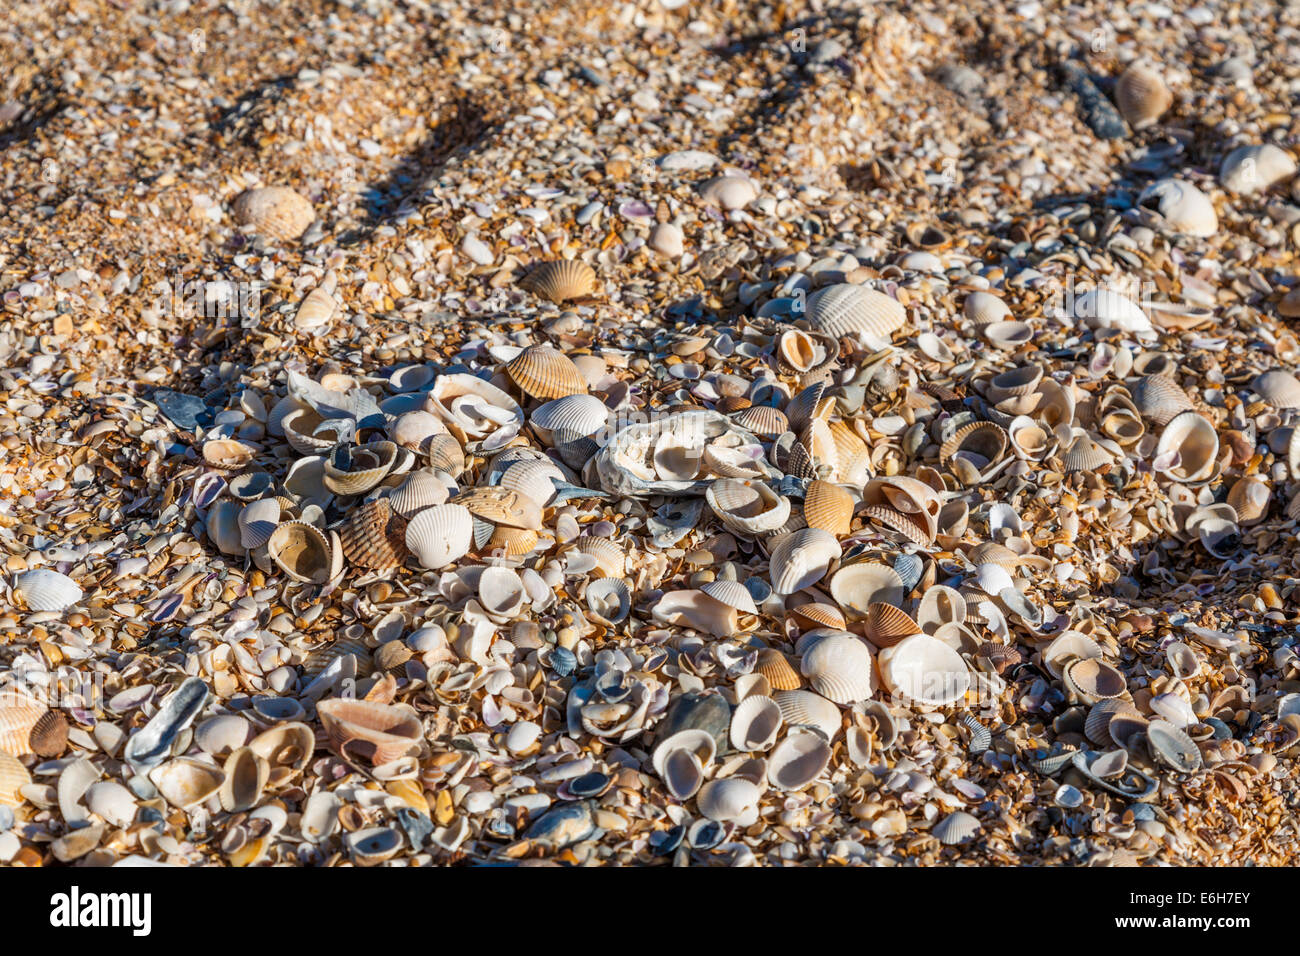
[194,715,251,757]
[1042,630,1104,678]
[497,460,562,508]
[585,577,631,623]
[862,476,941,542]
[767,527,840,595]
[806,283,906,340]
[755,649,804,691]
[932,810,980,845]
[478,566,526,618]
[768,728,832,791]
[1154,411,1219,483]
[772,689,842,740]
[300,791,341,844]
[777,328,838,373]
[202,437,256,471]
[1147,719,1202,772]
[1220,143,1297,195]
[729,695,783,752]
[939,421,1008,475]
[866,602,922,648]
[530,393,607,443]
[0,693,48,756]
[730,404,789,439]
[1115,61,1172,130]
[981,320,1033,349]
[916,585,966,632]
[505,344,589,399]
[339,498,410,570]
[520,260,597,303]
[1071,287,1153,335]
[84,781,137,827]
[316,698,423,765]
[986,365,1042,402]
[404,503,474,569]
[387,470,450,517]
[0,752,30,808]
[830,562,905,618]
[861,505,931,546]
[281,407,341,455]
[1137,178,1217,237]
[964,291,1011,325]
[800,633,875,704]
[1059,429,1113,473]
[1226,477,1270,526]
[237,498,281,550]
[877,633,971,706]
[1165,642,1200,680]
[706,478,791,535]
[698,174,758,210]
[695,777,761,824]
[1131,374,1194,425]
[149,757,226,809]
[789,602,847,632]
[267,521,340,584]
[1063,657,1127,702]
[699,579,759,615]
[248,721,316,777]
[323,440,398,495]
[232,186,315,241]
[14,568,83,612]
[801,480,854,536]
[651,728,716,781]
[390,410,447,454]
[1253,369,1300,409]
[573,536,626,577]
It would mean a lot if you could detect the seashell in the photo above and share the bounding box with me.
[317,698,423,765]
[281,407,340,456]
[892,553,927,593]
[916,585,966,632]
[981,320,1033,349]
[390,410,446,455]
[520,259,597,303]
[1220,143,1297,195]
[801,480,854,537]
[729,695,783,752]
[777,328,836,373]
[28,710,69,758]
[730,404,789,439]
[451,486,544,531]
[800,634,875,704]
[695,777,761,824]
[877,634,971,706]
[932,810,980,845]
[0,694,47,757]
[1154,411,1219,484]
[806,284,906,340]
[939,421,1008,475]
[1084,699,1139,747]
[232,186,315,241]
[1226,477,1270,526]
[150,757,226,809]
[323,440,397,496]
[595,410,768,497]
[339,498,410,570]
[660,747,706,801]
[530,393,607,442]
[862,476,941,541]
[755,649,804,691]
[767,527,840,596]
[698,174,758,210]
[963,290,1011,326]
[1063,657,1127,702]
[1137,178,1217,237]
[772,689,842,740]
[294,284,336,331]
[225,470,275,502]
[1071,287,1153,335]
[387,470,451,518]
[1146,719,1202,772]
[860,505,931,546]
[651,728,716,778]
[478,566,526,618]
[784,382,832,434]
[347,826,403,866]
[1253,369,1300,409]
[866,602,921,648]
[652,589,738,638]
[768,728,832,791]
[427,373,526,441]
[986,365,1042,402]
[1059,429,1113,473]
[1131,375,1194,425]
[1041,631,1104,679]
[699,579,759,615]
[1165,642,1200,680]
[573,536,627,577]
[648,222,683,258]
[194,715,251,756]
[830,562,904,618]
[219,746,269,813]
[267,521,339,584]
[967,542,1020,571]
[706,478,791,535]
[248,722,316,777]
[1115,61,1172,130]
[84,781,137,828]
[14,568,83,612]
[123,677,210,772]
[586,577,631,623]
[0,753,31,808]
[961,714,992,753]
[703,439,768,479]
[497,459,563,508]
[405,503,474,569]
[300,791,341,844]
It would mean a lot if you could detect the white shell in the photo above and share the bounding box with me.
[1220,143,1297,195]
[829,562,905,618]
[1071,287,1153,335]
[877,634,971,706]
[1137,179,1217,237]
[767,729,832,791]
[799,634,876,704]
[530,394,609,440]
[729,695,783,752]
[964,291,1011,325]
[699,579,759,615]
[405,503,474,569]
[695,777,761,824]
[1154,411,1219,484]
[14,569,84,612]
[237,498,281,549]
[149,757,226,809]
[478,566,526,618]
[698,175,758,209]
[767,528,840,596]
[300,790,342,843]
[806,283,906,340]
[706,479,791,535]
[772,689,842,740]
[425,373,525,441]
[651,728,717,778]
[84,781,137,828]
[932,810,980,845]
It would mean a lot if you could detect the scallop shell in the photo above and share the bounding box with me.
[963,291,1011,326]
[451,487,544,531]
[698,174,758,210]
[767,728,832,791]
[1253,369,1300,409]
[505,345,589,400]
[323,440,398,496]
[830,562,905,618]
[860,505,931,546]
[317,698,423,765]
[729,695,783,752]
[806,283,906,340]
[232,186,315,241]
[520,259,597,303]
[1131,374,1194,425]
[14,568,83,612]
[267,521,339,584]
[149,757,226,809]
[800,633,876,704]
[932,810,980,845]
[1059,429,1113,473]
[1137,178,1217,237]
[1220,143,1297,195]
[801,480,854,537]
[237,498,281,550]
[695,777,761,824]
[339,498,410,570]
[1154,411,1219,483]
[772,689,842,740]
[767,527,840,596]
[866,601,921,648]
[755,649,804,691]
[877,633,971,706]
[1063,657,1127,702]
[706,478,791,535]
[1115,61,1172,130]
[862,476,941,541]
[573,536,627,577]
[404,503,474,569]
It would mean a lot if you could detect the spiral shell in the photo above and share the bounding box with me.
[520,259,597,303]
[232,186,315,241]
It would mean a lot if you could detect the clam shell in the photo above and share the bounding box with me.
[981,320,1033,349]
[0,694,46,757]
[1071,288,1152,335]
[573,536,626,577]
[1059,429,1113,473]
[730,405,789,439]
[830,562,905,618]
[772,689,842,740]
[877,633,971,706]
[1137,178,1217,237]
[1084,699,1140,747]
[232,186,315,240]
[964,291,1011,326]
[1165,641,1200,680]
[651,728,717,779]
[150,757,226,809]
[451,486,544,531]
[1220,143,1297,195]
[789,602,846,631]
[203,439,258,473]
[1226,477,1270,526]
[531,393,607,440]
[479,566,526,618]
[801,480,854,536]
[785,382,832,434]
[1131,374,1194,425]
[387,470,450,518]
[932,810,980,845]
[488,525,540,558]
[1042,630,1104,678]
[281,407,339,455]
[505,344,588,399]
[706,478,791,535]
[755,649,804,691]
[985,365,1042,402]
[267,521,339,584]
[1155,411,1219,483]
[586,577,631,623]
[405,503,474,569]
[807,283,906,340]
[497,459,563,508]
[966,542,1020,571]
[248,721,316,776]
[84,781,137,827]
[800,633,876,704]
[860,505,931,546]
[729,695,783,752]
[317,698,423,765]
[301,791,341,844]
[695,777,761,824]
[768,728,832,791]
[777,328,838,373]
[29,710,68,758]
[323,440,397,496]
[698,174,758,210]
[0,753,31,808]
[339,498,410,570]
[390,409,447,454]
[219,746,269,813]
[917,585,966,632]
[866,601,921,648]
[939,421,1008,473]
[1115,61,1172,130]
[1253,369,1300,409]
[520,260,597,303]
[238,498,282,549]
[699,579,759,614]
[14,568,83,612]
[194,715,251,756]
[767,527,840,596]
[1147,718,1202,772]
[294,284,336,331]
[862,476,940,541]
[661,747,706,801]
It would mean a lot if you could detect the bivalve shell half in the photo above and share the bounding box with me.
[0,752,31,808]
[699,579,759,615]
[1137,178,1217,237]
[706,479,791,535]
[505,344,589,400]
[877,634,971,706]
[1154,411,1219,484]
[530,393,608,442]
[267,521,338,584]
[802,480,854,537]
[1220,143,1297,195]
[1131,374,1194,425]
[963,291,1011,326]
[1253,369,1300,409]
[520,260,597,304]
[695,777,761,824]
[219,746,269,813]
[932,810,981,845]
[317,699,423,765]
[829,562,904,619]
[755,649,804,691]
[339,498,410,571]
[1063,657,1127,703]
[387,470,451,518]
[768,729,832,791]
[800,634,875,704]
[14,568,83,612]
[729,695,783,752]
[807,283,906,340]
[232,186,315,240]
[698,175,758,210]
[149,757,226,809]
[866,602,921,648]
[1115,61,1172,130]
[767,527,840,596]
[405,503,474,569]
[772,689,842,740]
[451,487,544,531]
[0,694,47,757]
[789,602,847,632]
[1147,719,1203,772]
[323,441,397,496]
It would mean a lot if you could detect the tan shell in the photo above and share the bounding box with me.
[203,438,256,472]
[861,504,932,546]
[1063,657,1127,702]
[777,328,836,373]
[150,757,226,809]
[232,186,315,241]
[1253,369,1300,409]
[451,487,544,531]
[520,260,597,303]
[800,633,876,704]
[426,434,467,476]
[29,710,69,758]
[966,541,1020,571]
[1084,699,1140,747]
[755,648,804,691]
[323,441,398,496]
[0,752,30,808]
[294,284,337,331]
[788,602,847,632]
[426,373,526,440]
[503,344,589,399]
[706,479,791,535]
[1226,477,1270,526]
[487,525,541,557]
[248,721,317,777]
[729,695,783,752]
[866,601,922,648]
[339,498,410,570]
[730,405,789,439]
[1115,61,1172,130]
[281,407,341,455]
[0,695,46,757]
[1131,374,1194,425]
[573,536,626,577]
[316,699,423,765]
[267,521,339,584]
[219,746,269,813]
[939,421,1008,472]
[862,476,940,541]
[768,728,832,791]
[801,480,854,537]
[806,284,906,340]
[964,291,1011,326]
[1059,429,1113,473]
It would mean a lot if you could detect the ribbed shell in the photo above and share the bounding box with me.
[1059,431,1113,473]
[789,602,847,631]
[706,479,791,535]
[1115,62,1172,130]
[573,536,626,577]
[498,460,560,508]
[387,471,449,518]
[339,499,410,571]
[520,260,597,303]
[303,637,375,679]
[730,405,788,439]
[450,487,544,531]
[316,699,423,765]
[232,186,315,241]
[755,649,804,691]
[767,527,840,595]
[699,579,759,614]
[985,365,1042,401]
[294,285,336,331]
[800,634,875,704]
[531,393,607,437]
[698,175,758,210]
[426,434,466,475]
[806,284,906,339]
[830,562,905,617]
[1253,369,1300,409]
[932,810,980,845]
[0,696,46,757]
[0,752,32,807]
[14,568,84,612]
[1084,700,1140,747]
[866,601,921,648]
[966,542,1020,571]
[1227,477,1270,525]
[1131,374,1194,425]
[860,505,931,546]
[323,441,397,496]
[405,503,474,569]
[1063,657,1127,700]
[281,407,338,455]
[963,291,1011,326]
[939,421,1008,469]
[505,345,588,399]
[30,710,69,758]
[1155,411,1219,483]
[771,689,842,740]
[1147,719,1202,772]
[801,480,854,536]
[487,525,540,558]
